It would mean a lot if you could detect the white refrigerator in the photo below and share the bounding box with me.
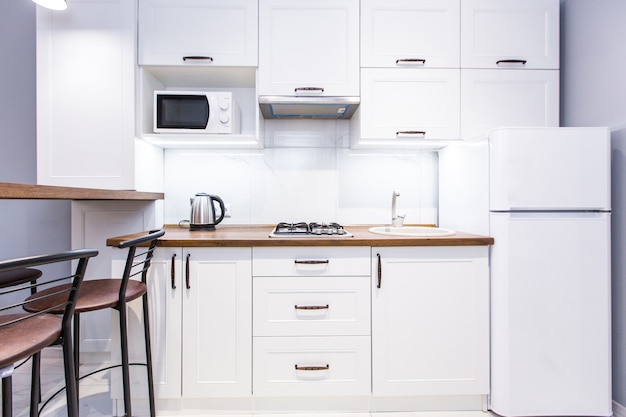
[439,127,612,416]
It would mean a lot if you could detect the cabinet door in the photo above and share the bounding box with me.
[361,0,460,68]
[355,68,460,142]
[138,0,258,66]
[460,69,559,138]
[371,246,489,397]
[36,0,135,189]
[258,0,359,96]
[145,248,184,399]
[460,0,559,69]
[182,248,252,398]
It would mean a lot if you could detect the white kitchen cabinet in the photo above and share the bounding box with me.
[258,0,360,97]
[36,0,136,189]
[138,0,258,67]
[120,247,252,402]
[460,69,559,138]
[460,0,559,69]
[351,68,460,146]
[361,0,460,68]
[371,246,489,397]
[137,0,261,149]
[252,246,371,398]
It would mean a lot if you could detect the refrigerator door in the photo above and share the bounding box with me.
[489,211,612,416]
[489,127,611,211]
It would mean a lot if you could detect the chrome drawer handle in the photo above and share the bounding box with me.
[295,364,330,371]
[294,304,329,310]
[294,260,329,265]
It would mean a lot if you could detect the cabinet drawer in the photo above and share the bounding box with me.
[253,276,370,336]
[252,247,370,277]
[253,336,371,397]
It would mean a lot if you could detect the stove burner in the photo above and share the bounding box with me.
[271,222,351,237]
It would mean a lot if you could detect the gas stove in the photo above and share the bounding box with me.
[269,222,353,238]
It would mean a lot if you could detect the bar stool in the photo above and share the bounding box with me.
[0,268,42,412]
[24,229,165,417]
[0,249,98,417]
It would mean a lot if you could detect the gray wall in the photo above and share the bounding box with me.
[0,0,71,261]
[560,0,626,407]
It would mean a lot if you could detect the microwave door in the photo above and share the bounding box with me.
[156,94,209,130]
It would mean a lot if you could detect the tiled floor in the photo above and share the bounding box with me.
[3,349,491,417]
[4,347,112,417]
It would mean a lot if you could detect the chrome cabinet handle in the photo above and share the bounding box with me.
[294,304,329,310]
[182,56,214,62]
[185,253,191,289]
[496,59,527,66]
[377,253,382,288]
[396,58,426,65]
[396,131,426,138]
[294,260,329,264]
[295,364,329,371]
[170,253,177,289]
[294,87,324,94]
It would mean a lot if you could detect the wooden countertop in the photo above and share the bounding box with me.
[0,182,164,200]
[107,225,494,247]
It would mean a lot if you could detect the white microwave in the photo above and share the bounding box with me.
[154,91,240,134]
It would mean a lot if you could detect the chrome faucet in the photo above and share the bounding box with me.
[391,190,405,227]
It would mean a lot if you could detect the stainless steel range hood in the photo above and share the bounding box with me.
[258,96,360,119]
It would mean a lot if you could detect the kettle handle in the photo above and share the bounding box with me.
[211,195,226,225]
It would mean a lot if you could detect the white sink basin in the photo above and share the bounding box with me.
[368,226,456,237]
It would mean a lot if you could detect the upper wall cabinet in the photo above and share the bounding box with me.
[460,0,559,69]
[361,0,460,69]
[138,0,258,67]
[351,68,460,146]
[258,0,359,96]
[37,0,136,189]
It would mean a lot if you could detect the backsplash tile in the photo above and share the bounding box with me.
[164,121,438,226]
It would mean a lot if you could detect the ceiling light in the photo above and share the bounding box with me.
[32,0,67,11]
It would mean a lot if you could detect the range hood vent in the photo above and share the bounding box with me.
[258,96,360,119]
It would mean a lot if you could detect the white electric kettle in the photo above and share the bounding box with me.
[189,193,225,231]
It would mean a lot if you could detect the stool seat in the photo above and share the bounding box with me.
[0,268,42,289]
[0,314,61,368]
[25,279,147,314]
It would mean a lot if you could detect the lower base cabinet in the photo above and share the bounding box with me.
[148,247,252,399]
[253,336,371,397]
[372,246,490,397]
[114,244,489,412]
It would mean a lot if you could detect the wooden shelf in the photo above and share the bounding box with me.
[0,182,163,201]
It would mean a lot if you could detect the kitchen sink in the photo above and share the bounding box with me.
[368,226,456,237]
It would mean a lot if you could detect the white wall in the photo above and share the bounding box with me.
[163,119,439,227]
[560,0,626,408]
[0,0,71,266]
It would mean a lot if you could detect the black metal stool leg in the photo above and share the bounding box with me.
[63,323,79,417]
[73,313,81,403]
[30,353,41,417]
[119,302,133,417]
[142,293,156,417]
[2,376,12,417]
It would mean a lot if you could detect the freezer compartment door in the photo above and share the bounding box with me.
[489,211,612,416]
[489,127,610,211]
